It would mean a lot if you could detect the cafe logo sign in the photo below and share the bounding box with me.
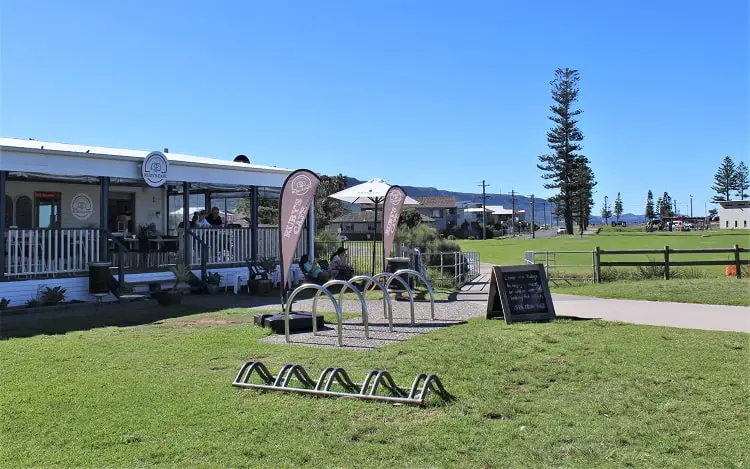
[71,193,93,220]
[142,151,169,187]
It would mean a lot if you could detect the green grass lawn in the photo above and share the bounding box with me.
[458,231,750,274]
[2,307,748,468]
[555,278,750,306]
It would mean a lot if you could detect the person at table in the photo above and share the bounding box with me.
[197,210,211,228]
[300,254,329,282]
[331,247,354,280]
[206,207,223,226]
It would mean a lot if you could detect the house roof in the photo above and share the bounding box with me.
[415,196,456,208]
[331,211,434,223]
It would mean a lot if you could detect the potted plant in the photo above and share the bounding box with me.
[248,256,277,294]
[206,272,222,294]
[154,264,191,306]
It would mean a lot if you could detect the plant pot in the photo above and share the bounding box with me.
[248,279,273,295]
[154,290,183,306]
[207,284,221,295]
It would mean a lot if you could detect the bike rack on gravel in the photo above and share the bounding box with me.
[284,283,344,346]
[232,361,454,406]
[312,279,370,339]
[385,268,436,321]
[346,275,393,332]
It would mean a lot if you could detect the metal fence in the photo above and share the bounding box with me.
[315,240,481,288]
[525,250,596,284]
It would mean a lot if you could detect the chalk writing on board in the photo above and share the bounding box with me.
[486,265,556,324]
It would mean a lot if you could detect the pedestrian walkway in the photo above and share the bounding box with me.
[460,263,749,333]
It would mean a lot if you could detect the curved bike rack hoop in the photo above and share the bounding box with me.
[373,272,416,325]
[385,269,436,321]
[313,279,370,339]
[285,283,344,347]
[346,275,394,332]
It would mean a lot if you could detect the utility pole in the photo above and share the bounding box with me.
[604,195,609,225]
[530,194,535,239]
[674,200,678,216]
[690,195,693,218]
[511,190,516,236]
[541,199,547,228]
[477,180,490,240]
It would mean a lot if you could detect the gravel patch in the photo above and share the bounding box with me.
[259,295,486,350]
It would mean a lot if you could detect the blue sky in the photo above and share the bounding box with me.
[2,0,748,215]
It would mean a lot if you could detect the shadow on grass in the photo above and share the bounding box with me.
[0,294,281,340]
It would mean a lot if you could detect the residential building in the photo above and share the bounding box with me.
[414,196,457,232]
[328,210,434,240]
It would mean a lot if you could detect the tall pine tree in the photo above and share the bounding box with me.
[734,161,749,200]
[712,156,736,202]
[571,158,595,228]
[614,192,623,223]
[538,68,592,235]
[660,192,674,218]
[645,190,655,221]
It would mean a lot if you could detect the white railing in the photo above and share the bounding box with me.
[4,228,100,278]
[188,227,308,267]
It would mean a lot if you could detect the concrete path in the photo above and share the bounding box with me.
[469,262,750,333]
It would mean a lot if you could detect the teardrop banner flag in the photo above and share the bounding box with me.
[382,185,406,268]
[279,169,320,309]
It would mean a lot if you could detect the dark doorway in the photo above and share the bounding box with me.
[109,192,135,233]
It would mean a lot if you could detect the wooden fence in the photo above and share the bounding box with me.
[594,244,749,281]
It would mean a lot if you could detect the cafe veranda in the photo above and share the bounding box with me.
[0,138,315,304]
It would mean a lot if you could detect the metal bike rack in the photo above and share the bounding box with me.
[373,271,416,324]
[232,361,454,406]
[346,275,394,332]
[285,283,344,347]
[386,268,436,321]
[312,279,370,339]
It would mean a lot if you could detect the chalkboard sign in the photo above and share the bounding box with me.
[486,265,556,324]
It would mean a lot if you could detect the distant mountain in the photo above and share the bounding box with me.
[344,177,646,225]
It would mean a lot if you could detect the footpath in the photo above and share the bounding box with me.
[459,264,750,333]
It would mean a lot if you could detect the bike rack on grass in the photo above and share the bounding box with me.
[232,361,454,406]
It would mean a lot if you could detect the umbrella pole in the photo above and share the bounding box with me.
[371,199,379,276]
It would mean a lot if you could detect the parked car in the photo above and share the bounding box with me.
[557,227,566,234]
[338,234,348,241]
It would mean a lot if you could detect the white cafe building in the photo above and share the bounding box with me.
[0,138,314,304]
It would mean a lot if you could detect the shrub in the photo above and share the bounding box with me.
[395,224,460,254]
[468,236,476,240]
[315,231,340,261]
[0,298,9,310]
[207,272,222,285]
[40,286,67,305]
[447,235,456,241]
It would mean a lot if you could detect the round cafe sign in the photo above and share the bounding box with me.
[70,193,93,220]
[142,151,169,187]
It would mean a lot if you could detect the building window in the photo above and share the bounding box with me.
[726,221,729,228]
[432,209,442,218]
[735,220,738,228]
[35,192,61,229]
[15,196,33,229]
[745,220,747,228]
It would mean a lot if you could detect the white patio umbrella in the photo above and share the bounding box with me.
[328,178,419,275]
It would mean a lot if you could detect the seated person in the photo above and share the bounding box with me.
[300,254,330,283]
[206,207,223,226]
[196,210,211,227]
[331,247,354,280]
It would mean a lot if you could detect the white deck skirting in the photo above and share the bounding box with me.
[0,266,250,306]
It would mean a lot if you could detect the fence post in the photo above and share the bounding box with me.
[735,244,742,279]
[440,252,444,285]
[664,245,670,280]
[594,247,601,283]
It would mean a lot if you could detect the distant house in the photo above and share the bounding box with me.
[719,200,749,229]
[414,196,457,232]
[327,210,434,240]
[458,203,525,226]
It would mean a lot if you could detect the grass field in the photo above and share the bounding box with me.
[458,231,750,273]
[2,306,748,468]
[459,231,750,305]
[555,278,750,306]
